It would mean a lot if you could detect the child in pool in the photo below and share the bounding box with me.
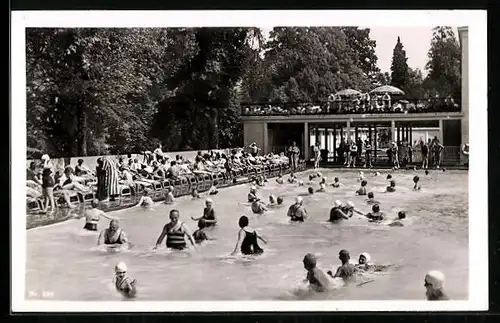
[386,180,396,192]
[276,174,284,184]
[192,219,212,244]
[413,176,421,190]
[209,181,219,195]
[330,177,340,188]
[388,211,406,227]
[364,204,385,222]
[248,186,258,202]
[365,192,380,205]
[114,262,137,298]
[134,189,154,209]
[191,189,201,199]
[327,249,357,282]
[164,187,175,204]
[316,182,326,192]
[303,253,332,293]
[355,180,368,195]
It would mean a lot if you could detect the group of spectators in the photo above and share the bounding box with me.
[26,145,291,213]
[242,94,460,116]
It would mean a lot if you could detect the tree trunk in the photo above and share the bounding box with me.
[76,104,88,156]
[212,108,219,149]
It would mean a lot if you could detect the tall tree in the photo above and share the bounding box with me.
[405,67,425,99]
[341,27,380,81]
[424,26,461,98]
[390,36,410,90]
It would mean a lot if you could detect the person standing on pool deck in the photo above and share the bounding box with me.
[191,198,218,227]
[327,249,357,282]
[313,141,321,169]
[288,141,300,171]
[303,253,332,292]
[420,139,429,170]
[287,196,308,222]
[231,215,267,256]
[424,270,449,300]
[84,199,117,231]
[97,219,129,245]
[154,209,196,251]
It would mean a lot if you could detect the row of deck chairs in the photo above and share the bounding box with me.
[27,161,306,213]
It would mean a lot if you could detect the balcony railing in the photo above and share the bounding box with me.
[241,98,461,117]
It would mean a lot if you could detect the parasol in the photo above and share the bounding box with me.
[334,89,361,97]
[370,85,405,95]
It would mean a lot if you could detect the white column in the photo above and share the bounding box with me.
[320,130,326,149]
[304,122,309,160]
[346,121,351,141]
[391,120,396,142]
[438,119,444,143]
[263,122,268,154]
[458,26,469,165]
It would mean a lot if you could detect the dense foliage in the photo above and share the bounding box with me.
[26,26,461,158]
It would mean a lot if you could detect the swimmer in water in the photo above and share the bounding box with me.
[358,171,365,182]
[248,186,258,202]
[342,201,364,217]
[287,196,308,222]
[154,209,196,251]
[425,270,449,300]
[355,180,368,195]
[316,182,326,192]
[191,189,201,199]
[256,176,265,187]
[306,187,315,195]
[113,262,136,298]
[328,200,350,222]
[164,187,175,204]
[208,181,219,195]
[356,252,373,271]
[388,211,406,227]
[276,174,284,184]
[363,204,385,222]
[330,177,340,188]
[269,194,277,205]
[365,192,380,205]
[97,219,129,246]
[327,249,357,282]
[192,218,212,244]
[386,174,392,181]
[386,180,396,192]
[287,173,297,184]
[374,171,381,177]
[277,196,284,206]
[298,180,304,187]
[413,176,421,190]
[251,198,268,214]
[230,215,267,256]
[133,189,154,209]
[425,170,429,175]
[83,199,116,231]
[303,253,332,293]
[191,198,218,227]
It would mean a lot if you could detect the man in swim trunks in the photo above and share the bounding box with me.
[303,253,332,292]
[251,198,268,214]
[327,249,357,282]
[287,196,308,222]
[329,200,350,222]
[364,204,385,222]
[231,215,267,256]
[97,219,129,245]
[84,199,116,231]
[355,180,367,195]
[154,209,196,250]
[114,261,137,298]
[425,270,449,300]
[191,198,218,227]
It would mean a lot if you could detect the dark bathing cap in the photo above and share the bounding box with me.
[372,204,380,212]
[303,253,317,266]
[339,249,350,258]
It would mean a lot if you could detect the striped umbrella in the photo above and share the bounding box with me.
[370,85,405,95]
[335,89,361,97]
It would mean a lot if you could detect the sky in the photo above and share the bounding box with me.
[261,27,459,75]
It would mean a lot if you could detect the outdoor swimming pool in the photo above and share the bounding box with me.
[25,169,469,301]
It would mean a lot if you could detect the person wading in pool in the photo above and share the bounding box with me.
[231,215,267,256]
[424,270,449,300]
[154,209,196,251]
[328,200,350,222]
[84,199,116,231]
[303,253,332,292]
[113,261,137,298]
[327,249,357,282]
[287,196,308,222]
[363,204,385,222]
[251,198,268,214]
[97,219,129,246]
[191,198,217,227]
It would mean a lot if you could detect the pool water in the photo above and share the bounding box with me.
[26,168,468,301]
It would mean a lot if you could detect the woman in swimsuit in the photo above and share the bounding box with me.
[153,209,196,251]
[97,220,129,245]
[191,198,218,227]
[133,189,155,209]
[114,261,137,298]
[231,215,267,256]
[287,196,308,222]
[84,199,116,231]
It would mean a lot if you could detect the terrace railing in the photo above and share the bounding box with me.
[241,98,461,117]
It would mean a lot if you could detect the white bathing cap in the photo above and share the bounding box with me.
[205,198,213,203]
[376,172,381,176]
[334,200,342,207]
[298,180,304,185]
[359,252,371,262]
[115,261,127,273]
[359,171,364,175]
[295,196,303,204]
[347,201,354,208]
[41,154,50,160]
[322,176,327,181]
[317,172,322,177]
[425,270,445,289]
[250,186,256,191]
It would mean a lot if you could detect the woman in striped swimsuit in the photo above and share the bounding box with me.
[153,209,196,251]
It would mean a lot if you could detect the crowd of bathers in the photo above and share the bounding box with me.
[79,164,450,301]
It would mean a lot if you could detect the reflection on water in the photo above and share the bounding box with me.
[26,169,468,301]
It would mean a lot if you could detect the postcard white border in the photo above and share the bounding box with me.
[11,10,488,312]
